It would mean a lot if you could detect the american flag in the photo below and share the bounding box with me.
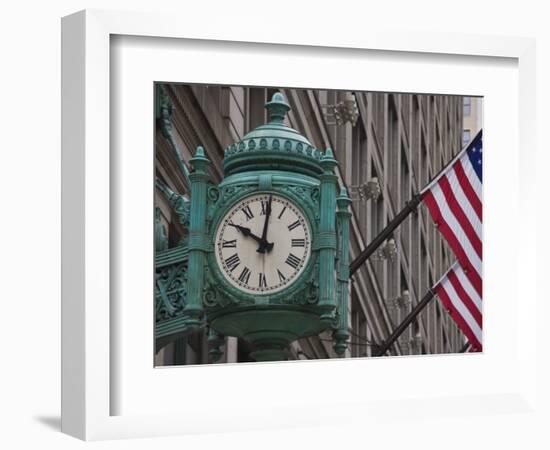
[433,262,482,350]
[422,130,483,350]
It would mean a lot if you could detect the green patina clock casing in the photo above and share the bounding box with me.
[155,91,351,362]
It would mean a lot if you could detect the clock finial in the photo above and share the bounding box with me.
[265,92,290,124]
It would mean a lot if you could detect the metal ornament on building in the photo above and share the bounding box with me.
[155,93,351,362]
[350,177,382,202]
[371,238,398,262]
[322,92,359,126]
[395,290,411,309]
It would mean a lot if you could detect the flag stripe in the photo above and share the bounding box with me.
[455,265,482,310]
[446,169,483,231]
[454,159,482,220]
[437,279,482,344]
[438,175,482,258]
[423,130,483,351]
[425,187,483,278]
[447,268,482,327]
[424,191,482,296]
[436,284,482,351]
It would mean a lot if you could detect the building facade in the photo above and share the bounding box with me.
[155,84,471,365]
[462,96,483,146]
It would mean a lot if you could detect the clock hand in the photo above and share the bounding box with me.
[258,195,273,253]
[228,223,273,249]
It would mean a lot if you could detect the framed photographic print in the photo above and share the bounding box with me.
[152,82,483,367]
[62,8,538,442]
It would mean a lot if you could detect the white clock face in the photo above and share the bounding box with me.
[214,193,312,295]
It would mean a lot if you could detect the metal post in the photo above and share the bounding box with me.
[317,148,339,327]
[459,342,470,353]
[334,187,352,354]
[349,194,422,276]
[374,288,435,356]
[185,146,210,329]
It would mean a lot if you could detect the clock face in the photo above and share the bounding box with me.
[214,193,312,295]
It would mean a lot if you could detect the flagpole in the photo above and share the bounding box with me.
[458,342,470,353]
[348,129,482,277]
[373,288,435,357]
[349,193,422,276]
[420,129,482,195]
[372,262,466,356]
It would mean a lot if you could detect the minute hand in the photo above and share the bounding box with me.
[258,195,272,253]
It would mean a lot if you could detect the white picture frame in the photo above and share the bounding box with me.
[61,9,539,442]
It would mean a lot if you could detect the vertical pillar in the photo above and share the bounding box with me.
[317,148,338,327]
[207,328,224,362]
[225,337,238,363]
[334,187,351,354]
[185,146,210,329]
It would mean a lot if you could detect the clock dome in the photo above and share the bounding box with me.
[223,93,324,177]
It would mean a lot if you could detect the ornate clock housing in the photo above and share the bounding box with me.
[214,193,312,295]
[154,92,351,361]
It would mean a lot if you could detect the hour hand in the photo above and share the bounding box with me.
[228,223,264,243]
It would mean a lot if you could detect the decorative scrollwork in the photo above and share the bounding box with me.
[275,275,318,306]
[208,186,220,203]
[157,85,174,139]
[310,187,320,205]
[203,287,219,307]
[306,263,320,304]
[216,184,255,209]
[156,179,190,227]
[306,283,319,304]
[177,200,191,227]
[155,207,169,252]
[155,263,188,322]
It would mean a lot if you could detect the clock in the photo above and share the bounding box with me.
[214,193,312,295]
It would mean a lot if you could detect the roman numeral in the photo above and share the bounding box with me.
[278,206,287,219]
[260,200,268,215]
[285,253,302,270]
[222,239,237,248]
[237,266,251,284]
[291,238,305,247]
[258,273,267,288]
[277,269,286,283]
[225,254,240,272]
[287,220,300,231]
[241,205,254,221]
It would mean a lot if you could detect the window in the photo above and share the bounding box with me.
[400,143,410,206]
[400,144,410,260]
[463,129,471,146]
[420,239,428,299]
[247,88,267,131]
[463,97,471,116]
[420,133,428,186]
[370,165,383,241]
[388,98,399,192]
[352,121,368,228]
